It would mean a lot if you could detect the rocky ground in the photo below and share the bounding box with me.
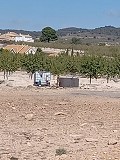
[0,87,119,160]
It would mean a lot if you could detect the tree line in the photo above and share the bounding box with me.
[0,48,120,84]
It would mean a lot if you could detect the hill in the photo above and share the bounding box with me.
[57,27,89,36]
[1,26,120,44]
[57,26,120,36]
[57,26,120,44]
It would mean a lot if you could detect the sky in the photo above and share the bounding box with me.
[0,0,120,31]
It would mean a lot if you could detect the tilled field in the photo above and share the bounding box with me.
[0,88,119,160]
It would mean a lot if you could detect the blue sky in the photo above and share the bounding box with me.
[0,0,120,31]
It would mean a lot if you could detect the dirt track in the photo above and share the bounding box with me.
[0,87,120,160]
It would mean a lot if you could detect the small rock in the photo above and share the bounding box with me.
[25,114,34,121]
[8,102,11,106]
[6,82,13,87]
[70,134,83,140]
[58,102,68,105]
[108,139,118,145]
[27,142,32,147]
[80,123,88,127]
[54,112,67,116]
[73,140,79,143]
[71,134,83,143]
[23,132,32,140]
[113,130,118,133]
[85,138,98,142]
[102,135,108,138]
[44,104,49,106]
[12,107,16,110]
[10,157,18,160]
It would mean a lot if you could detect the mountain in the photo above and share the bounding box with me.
[57,26,120,37]
[57,27,89,36]
[1,26,120,42]
[90,26,120,36]
[56,26,120,44]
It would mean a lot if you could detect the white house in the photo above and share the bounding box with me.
[15,34,34,42]
[0,32,34,43]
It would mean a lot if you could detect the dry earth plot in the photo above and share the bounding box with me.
[0,87,119,160]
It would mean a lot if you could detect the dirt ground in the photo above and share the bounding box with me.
[0,86,119,160]
[0,71,120,91]
[0,71,120,159]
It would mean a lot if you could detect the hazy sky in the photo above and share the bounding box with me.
[0,0,120,31]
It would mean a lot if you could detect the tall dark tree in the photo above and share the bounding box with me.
[40,27,58,42]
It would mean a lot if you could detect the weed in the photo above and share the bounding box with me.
[55,148,67,156]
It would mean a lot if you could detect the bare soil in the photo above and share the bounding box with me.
[0,87,119,160]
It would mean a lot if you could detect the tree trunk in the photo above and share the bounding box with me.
[6,71,8,80]
[9,71,11,75]
[29,72,33,79]
[107,75,109,83]
[3,70,6,79]
[57,75,60,87]
[90,75,92,84]
[30,73,33,79]
[48,38,50,43]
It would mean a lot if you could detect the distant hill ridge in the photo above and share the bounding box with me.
[58,26,120,36]
[0,26,120,38]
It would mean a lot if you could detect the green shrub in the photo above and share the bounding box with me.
[55,148,67,156]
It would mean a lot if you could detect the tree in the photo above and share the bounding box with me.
[0,50,20,79]
[65,56,79,75]
[71,37,81,45]
[40,27,58,43]
[21,51,49,79]
[49,55,67,87]
[80,55,102,84]
[102,57,118,83]
[21,54,36,79]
